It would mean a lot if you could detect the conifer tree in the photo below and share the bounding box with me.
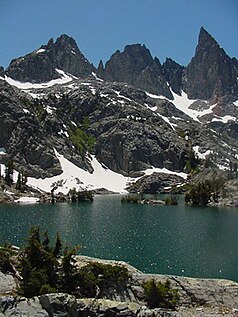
[16,172,22,191]
[5,159,14,186]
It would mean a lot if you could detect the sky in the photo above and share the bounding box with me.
[0,0,237,69]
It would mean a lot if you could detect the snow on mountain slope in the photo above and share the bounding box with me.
[171,91,218,122]
[147,89,222,123]
[27,150,133,194]
[0,69,73,90]
[27,150,187,194]
[211,115,237,123]
[193,146,212,159]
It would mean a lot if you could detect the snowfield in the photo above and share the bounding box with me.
[27,150,187,195]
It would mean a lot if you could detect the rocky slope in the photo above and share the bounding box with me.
[0,27,237,196]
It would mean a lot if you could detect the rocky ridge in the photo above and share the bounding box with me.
[97,44,173,98]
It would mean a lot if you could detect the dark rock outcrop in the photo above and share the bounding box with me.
[97,44,173,98]
[127,172,185,193]
[184,27,238,100]
[0,67,4,78]
[162,58,184,95]
[5,34,95,83]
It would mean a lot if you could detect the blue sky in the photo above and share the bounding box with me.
[0,0,237,69]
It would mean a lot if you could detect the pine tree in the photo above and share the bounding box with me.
[53,233,62,258]
[5,159,14,186]
[15,172,22,191]
[59,246,80,294]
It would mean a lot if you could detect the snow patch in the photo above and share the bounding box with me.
[171,91,217,122]
[0,148,6,155]
[45,106,54,114]
[89,86,96,95]
[211,115,237,123]
[157,113,175,130]
[15,197,40,204]
[27,150,133,194]
[28,92,46,99]
[193,146,212,159]
[3,69,73,90]
[146,92,168,100]
[92,72,104,82]
[142,167,187,179]
[35,48,46,54]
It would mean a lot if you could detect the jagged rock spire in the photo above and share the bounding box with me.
[184,27,238,100]
[98,44,173,99]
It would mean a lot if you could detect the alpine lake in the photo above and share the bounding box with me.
[1,194,238,282]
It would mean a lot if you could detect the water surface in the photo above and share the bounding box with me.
[0,195,238,281]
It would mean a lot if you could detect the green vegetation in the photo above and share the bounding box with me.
[68,118,96,157]
[185,147,200,174]
[0,226,130,300]
[68,188,94,202]
[0,243,16,274]
[185,177,225,205]
[5,158,14,186]
[143,279,179,309]
[78,262,130,298]
[164,195,179,205]
[17,226,80,297]
[121,195,141,203]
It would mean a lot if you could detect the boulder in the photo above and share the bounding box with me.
[1,297,49,317]
[0,273,16,294]
[40,293,77,317]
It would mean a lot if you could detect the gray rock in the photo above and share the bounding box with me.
[127,172,185,194]
[40,293,77,317]
[1,297,48,317]
[6,34,95,83]
[0,273,16,294]
[0,67,4,78]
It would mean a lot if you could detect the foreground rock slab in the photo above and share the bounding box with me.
[1,257,238,316]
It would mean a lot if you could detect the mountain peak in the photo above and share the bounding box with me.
[55,34,79,50]
[6,34,95,82]
[185,27,238,100]
[198,27,219,49]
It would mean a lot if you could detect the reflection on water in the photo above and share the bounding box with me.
[0,195,238,281]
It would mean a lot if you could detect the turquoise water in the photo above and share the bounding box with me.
[1,195,238,281]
